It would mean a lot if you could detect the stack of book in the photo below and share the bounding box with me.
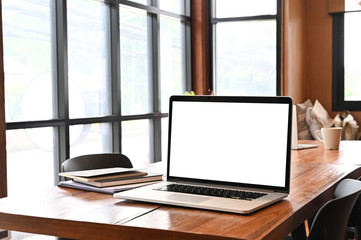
[58,167,163,194]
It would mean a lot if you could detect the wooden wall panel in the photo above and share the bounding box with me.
[283,0,307,104]
[191,0,210,95]
[305,0,333,109]
[0,0,7,198]
[305,0,361,124]
[283,0,361,124]
[328,0,345,13]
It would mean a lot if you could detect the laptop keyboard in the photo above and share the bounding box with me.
[154,184,267,201]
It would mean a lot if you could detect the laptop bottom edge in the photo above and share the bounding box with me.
[114,182,288,215]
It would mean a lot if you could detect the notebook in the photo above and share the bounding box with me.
[291,105,318,150]
[114,95,293,214]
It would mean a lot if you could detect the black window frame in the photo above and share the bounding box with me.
[332,12,361,111]
[4,0,192,185]
[209,0,282,96]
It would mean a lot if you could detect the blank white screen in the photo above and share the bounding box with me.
[168,101,290,188]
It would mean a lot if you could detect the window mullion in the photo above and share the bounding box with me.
[185,0,192,92]
[110,2,121,153]
[184,0,192,91]
[149,9,162,162]
[332,14,346,111]
[53,0,70,183]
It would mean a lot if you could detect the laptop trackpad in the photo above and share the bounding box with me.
[168,194,210,203]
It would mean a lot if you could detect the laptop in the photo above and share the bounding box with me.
[291,105,318,150]
[114,95,293,214]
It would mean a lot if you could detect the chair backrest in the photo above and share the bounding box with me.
[346,176,361,240]
[61,153,133,172]
[308,179,361,240]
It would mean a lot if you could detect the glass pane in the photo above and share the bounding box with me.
[2,0,52,122]
[127,0,148,5]
[120,6,150,115]
[160,16,185,112]
[159,0,185,15]
[70,123,112,158]
[67,0,111,118]
[215,20,277,96]
[6,128,54,196]
[122,120,150,167]
[345,0,361,11]
[344,12,361,101]
[215,0,277,18]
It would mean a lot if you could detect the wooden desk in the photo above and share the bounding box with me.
[0,141,361,240]
[294,140,361,164]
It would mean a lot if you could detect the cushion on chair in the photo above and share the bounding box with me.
[296,99,314,140]
[311,100,333,128]
[306,107,321,140]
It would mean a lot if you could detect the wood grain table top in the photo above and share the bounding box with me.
[0,140,360,240]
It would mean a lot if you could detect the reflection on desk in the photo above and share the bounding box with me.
[293,140,361,164]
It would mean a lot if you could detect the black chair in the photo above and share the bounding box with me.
[61,153,133,172]
[58,153,132,240]
[346,177,361,240]
[289,179,361,240]
[308,179,361,240]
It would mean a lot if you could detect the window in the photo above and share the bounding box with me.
[332,12,361,111]
[3,0,55,195]
[211,0,281,96]
[2,0,191,196]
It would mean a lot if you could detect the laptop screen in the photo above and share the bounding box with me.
[167,96,292,192]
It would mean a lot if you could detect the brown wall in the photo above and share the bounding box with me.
[0,0,7,198]
[305,0,334,113]
[283,0,307,103]
[285,0,361,124]
[192,0,210,95]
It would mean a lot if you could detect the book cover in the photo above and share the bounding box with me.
[59,167,147,182]
[58,180,158,194]
[74,173,163,187]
